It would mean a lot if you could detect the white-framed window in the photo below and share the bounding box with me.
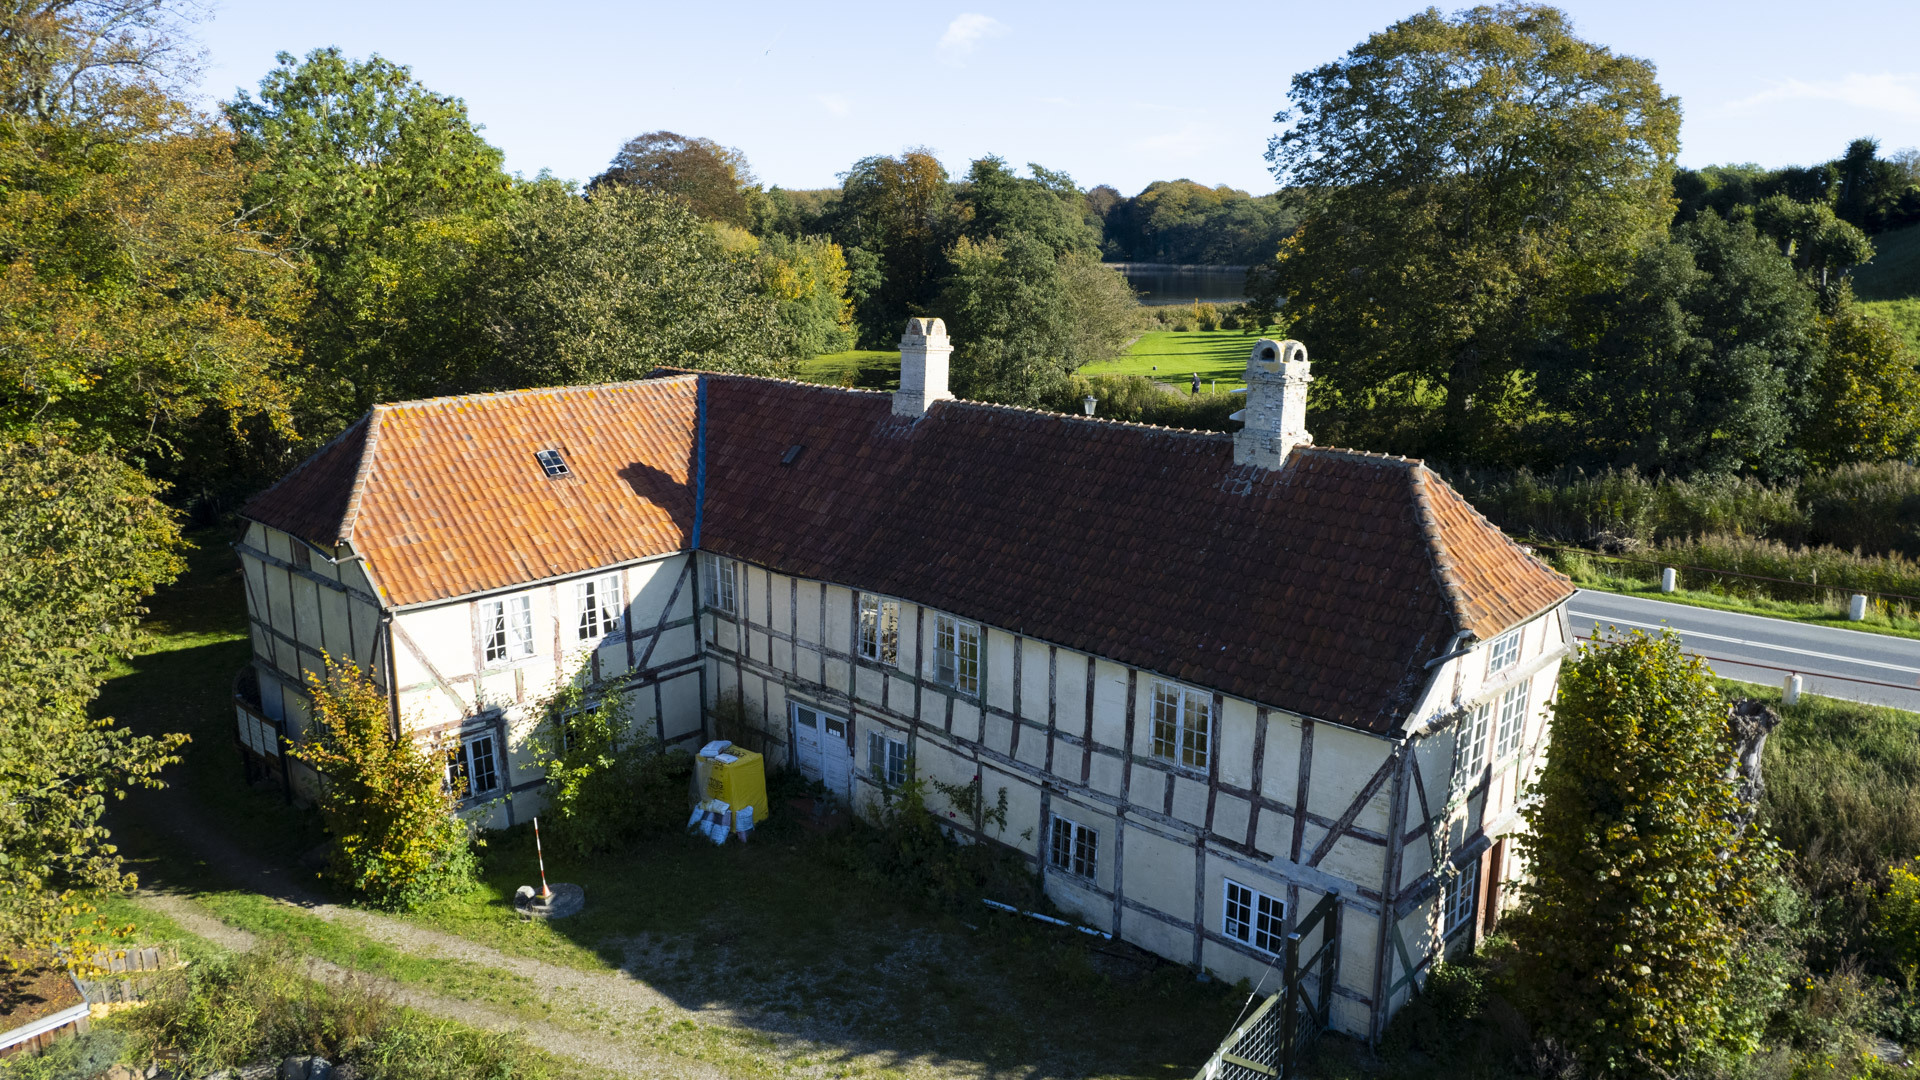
[859,595,900,665]
[1492,678,1531,760]
[1452,701,1491,793]
[933,614,980,696]
[480,595,534,665]
[574,573,623,641]
[1151,680,1212,771]
[700,553,736,615]
[447,732,501,799]
[534,448,570,477]
[867,730,908,787]
[1049,815,1097,879]
[1487,628,1522,675]
[1223,879,1286,955]
[1444,859,1478,937]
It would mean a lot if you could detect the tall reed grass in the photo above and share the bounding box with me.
[1442,462,1920,559]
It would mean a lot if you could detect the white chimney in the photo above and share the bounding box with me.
[1232,338,1312,469]
[893,317,954,418]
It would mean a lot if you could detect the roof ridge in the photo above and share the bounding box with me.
[682,368,1241,439]
[657,367,893,397]
[940,398,1234,439]
[1295,445,1425,467]
[1408,463,1481,636]
[371,376,697,414]
[337,405,387,546]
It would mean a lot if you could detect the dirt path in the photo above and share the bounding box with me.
[122,788,943,1080]
[134,892,688,1080]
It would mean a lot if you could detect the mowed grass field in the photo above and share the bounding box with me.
[1077,331,1257,391]
[1856,220,1920,302]
[799,331,1262,392]
[1858,221,1920,352]
[795,348,901,390]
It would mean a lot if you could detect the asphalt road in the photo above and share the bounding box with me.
[1568,589,1920,713]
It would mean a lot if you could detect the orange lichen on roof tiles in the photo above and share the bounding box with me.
[241,378,698,606]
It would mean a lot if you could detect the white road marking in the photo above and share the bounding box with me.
[1568,610,1920,677]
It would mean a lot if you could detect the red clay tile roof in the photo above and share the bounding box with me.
[243,372,1571,731]
[241,379,698,606]
[695,377,1571,733]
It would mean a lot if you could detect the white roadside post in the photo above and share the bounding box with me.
[1783,673,1803,706]
[1660,567,1677,593]
[1849,594,1868,621]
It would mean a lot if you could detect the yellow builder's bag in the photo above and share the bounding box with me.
[698,743,769,832]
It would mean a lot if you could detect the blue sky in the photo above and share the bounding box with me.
[193,1,1920,196]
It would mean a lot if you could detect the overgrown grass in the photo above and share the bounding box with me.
[1548,547,1920,640]
[118,945,574,1080]
[1855,220,1920,302]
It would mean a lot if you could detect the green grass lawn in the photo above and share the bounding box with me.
[1855,220,1920,302]
[1862,296,1920,353]
[795,330,1264,396]
[1079,331,1258,391]
[795,349,900,389]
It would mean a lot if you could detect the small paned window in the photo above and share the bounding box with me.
[1223,879,1286,954]
[575,573,624,641]
[1150,680,1212,770]
[859,595,900,665]
[700,553,736,615]
[933,614,980,696]
[1049,816,1098,879]
[1493,678,1531,760]
[1487,628,1522,675]
[1444,860,1478,937]
[867,731,908,787]
[480,596,534,665]
[448,733,501,798]
[1453,701,1492,793]
[535,448,570,477]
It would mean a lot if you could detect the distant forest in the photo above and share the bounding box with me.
[764,177,1298,267]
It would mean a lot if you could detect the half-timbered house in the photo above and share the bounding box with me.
[233,321,1575,1040]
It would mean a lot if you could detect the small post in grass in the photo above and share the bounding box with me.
[534,816,553,902]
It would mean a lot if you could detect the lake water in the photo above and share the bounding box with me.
[1109,263,1251,306]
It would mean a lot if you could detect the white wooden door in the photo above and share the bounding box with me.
[792,703,853,802]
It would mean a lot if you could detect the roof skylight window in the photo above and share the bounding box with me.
[535,448,571,477]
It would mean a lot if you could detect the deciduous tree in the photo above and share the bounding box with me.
[834,149,954,346]
[226,48,511,422]
[1800,294,1920,468]
[1535,213,1814,476]
[297,656,471,911]
[591,130,758,227]
[1267,4,1680,458]
[0,434,186,984]
[1510,630,1779,1074]
[472,183,795,383]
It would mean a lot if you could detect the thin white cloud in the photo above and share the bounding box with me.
[815,93,851,117]
[937,13,1008,65]
[1724,73,1920,119]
